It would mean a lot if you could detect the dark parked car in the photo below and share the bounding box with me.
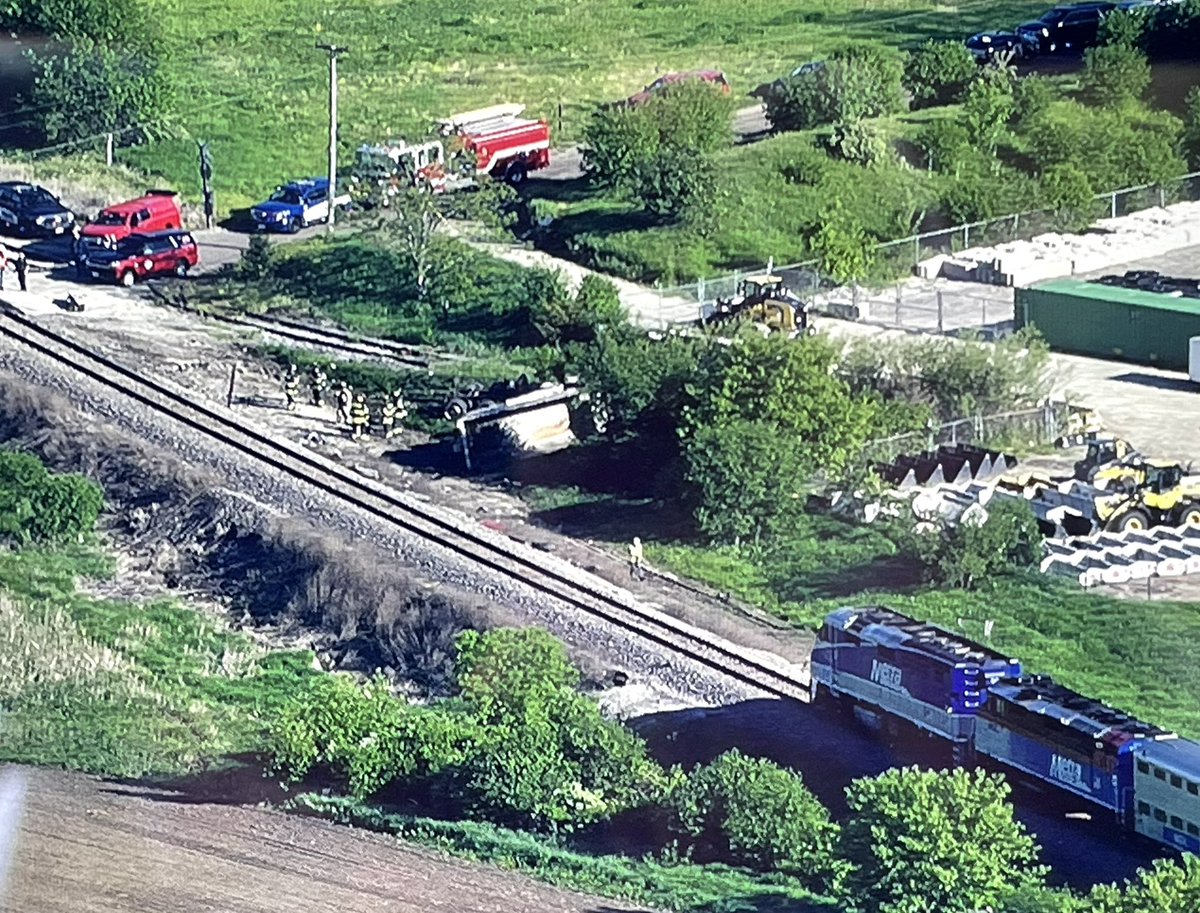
[965,30,1041,62]
[0,181,75,237]
[82,229,199,286]
[1016,3,1115,54]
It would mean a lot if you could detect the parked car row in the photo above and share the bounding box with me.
[966,0,1174,62]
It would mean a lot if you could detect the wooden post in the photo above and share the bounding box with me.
[226,363,238,408]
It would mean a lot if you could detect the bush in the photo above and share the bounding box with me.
[903,40,977,109]
[910,497,1043,590]
[236,234,274,280]
[632,145,718,222]
[1185,86,1200,169]
[1081,42,1151,107]
[28,37,175,145]
[840,767,1047,913]
[667,749,838,884]
[1087,855,1200,912]
[825,119,887,166]
[766,45,905,132]
[1009,76,1056,132]
[2,0,156,47]
[914,119,974,174]
[0,450,103,545]
[1041,163,1096,231]
[961,68,1014,162]
[812,208,875,282]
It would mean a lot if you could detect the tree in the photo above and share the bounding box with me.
[632,144,718,222]
[911,496,1043,589]
[1081,42,1152,108]
[528,271,625,345]
[378,189,443,298]
[1041,163,1096,232]
[1,0,156,47]
[1087,856,1200,912]
[455,628,667,831]
[1184,86,1200,169]
[961,68,1015,165]
[904,40,977,109]
[680,333,878,543]
[583,81,730,196]
[667,749,839,884]
[766,46,906,132]
[236,234,274,281]
[28,37,175,144]
[839,766,1047,913]
[812,208,875,283]
[0,450,103,545]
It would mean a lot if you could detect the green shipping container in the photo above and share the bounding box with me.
[1015,279,1200,371]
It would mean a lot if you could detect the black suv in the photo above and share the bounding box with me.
[1016,3,1115,54]
[0,181,75,237]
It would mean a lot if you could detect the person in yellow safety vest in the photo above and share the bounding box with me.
[335,382,352,425]
[282,364,299,411]
[380,397,398,439]
[384,389,409,438]
[349,393,370,441]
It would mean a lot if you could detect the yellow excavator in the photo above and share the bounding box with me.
[1094,463,1200,532]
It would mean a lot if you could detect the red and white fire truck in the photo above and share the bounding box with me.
[355,103,551,197]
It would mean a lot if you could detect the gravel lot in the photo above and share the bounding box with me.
[0,766,648,913]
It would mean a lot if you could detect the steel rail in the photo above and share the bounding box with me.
[0,308,809,702]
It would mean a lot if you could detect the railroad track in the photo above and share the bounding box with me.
[143,281,460,369]
[0,306,810,703]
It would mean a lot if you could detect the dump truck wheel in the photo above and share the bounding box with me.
[1108,509,1150,533]
[1175,501,1200,527]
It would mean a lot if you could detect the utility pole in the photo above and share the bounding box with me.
[316,43,347,233]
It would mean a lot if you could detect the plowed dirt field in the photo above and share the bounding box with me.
[0,766,645,913]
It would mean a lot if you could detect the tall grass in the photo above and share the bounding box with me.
[0,545,317,777]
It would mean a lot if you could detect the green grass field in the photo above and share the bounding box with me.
[0,545,317,777]
[125,0,1050,208]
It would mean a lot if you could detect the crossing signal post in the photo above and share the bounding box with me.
[198,141,215,229]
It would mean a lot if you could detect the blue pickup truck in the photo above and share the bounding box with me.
[250,178,350,233]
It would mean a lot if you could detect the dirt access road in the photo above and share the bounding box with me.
[0,766,645,913]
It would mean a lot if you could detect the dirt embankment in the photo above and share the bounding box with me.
[0,382,515,694]
[0,766,649,913]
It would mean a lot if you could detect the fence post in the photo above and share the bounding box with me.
[936,290,944,335]
[913,234,920,269]
[981,298,987,328]
[1013,213,1019,237]
[105,133,114,167]
[697,276,705,311]
[852,283,860,320]
[1158,185,1166,208]
[963,224,970,250]
[1111,193,1117,219]
[895,284,902,326]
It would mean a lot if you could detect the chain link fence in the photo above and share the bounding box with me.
[860,402,1075,466]
[651,171,1200,336]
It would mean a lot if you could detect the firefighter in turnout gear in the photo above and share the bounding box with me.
[309,364,329,407]
[335,382,353,425]
[349,393,370,441]
[380,389,409,439]
[282,364,299,411]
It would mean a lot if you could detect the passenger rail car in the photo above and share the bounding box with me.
[813,606,1200,855]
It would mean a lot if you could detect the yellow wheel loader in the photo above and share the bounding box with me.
[1095,464,1200,532]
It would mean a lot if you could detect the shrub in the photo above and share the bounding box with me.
[632,145,718,222]
[1081,42,1151,108]
[1009,76,1056,132]
[766,45,905,132]
[28,38,175,145]
[667,749,838,884]
[910,497,1043,590]
[840,767,1047,913]
[914,119,974,174]
[812,209,875,282]
[904,40,977,109]
[825,119,887,166]
[0,450,103,545]
[961,68,1014,162]
[236,234,274,280]
[1185,86,1200,169]
[1041,163,1096,231]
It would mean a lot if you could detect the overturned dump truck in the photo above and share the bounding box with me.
[446,379,584,470]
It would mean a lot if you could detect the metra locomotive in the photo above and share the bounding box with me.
[812,606,1200,854]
